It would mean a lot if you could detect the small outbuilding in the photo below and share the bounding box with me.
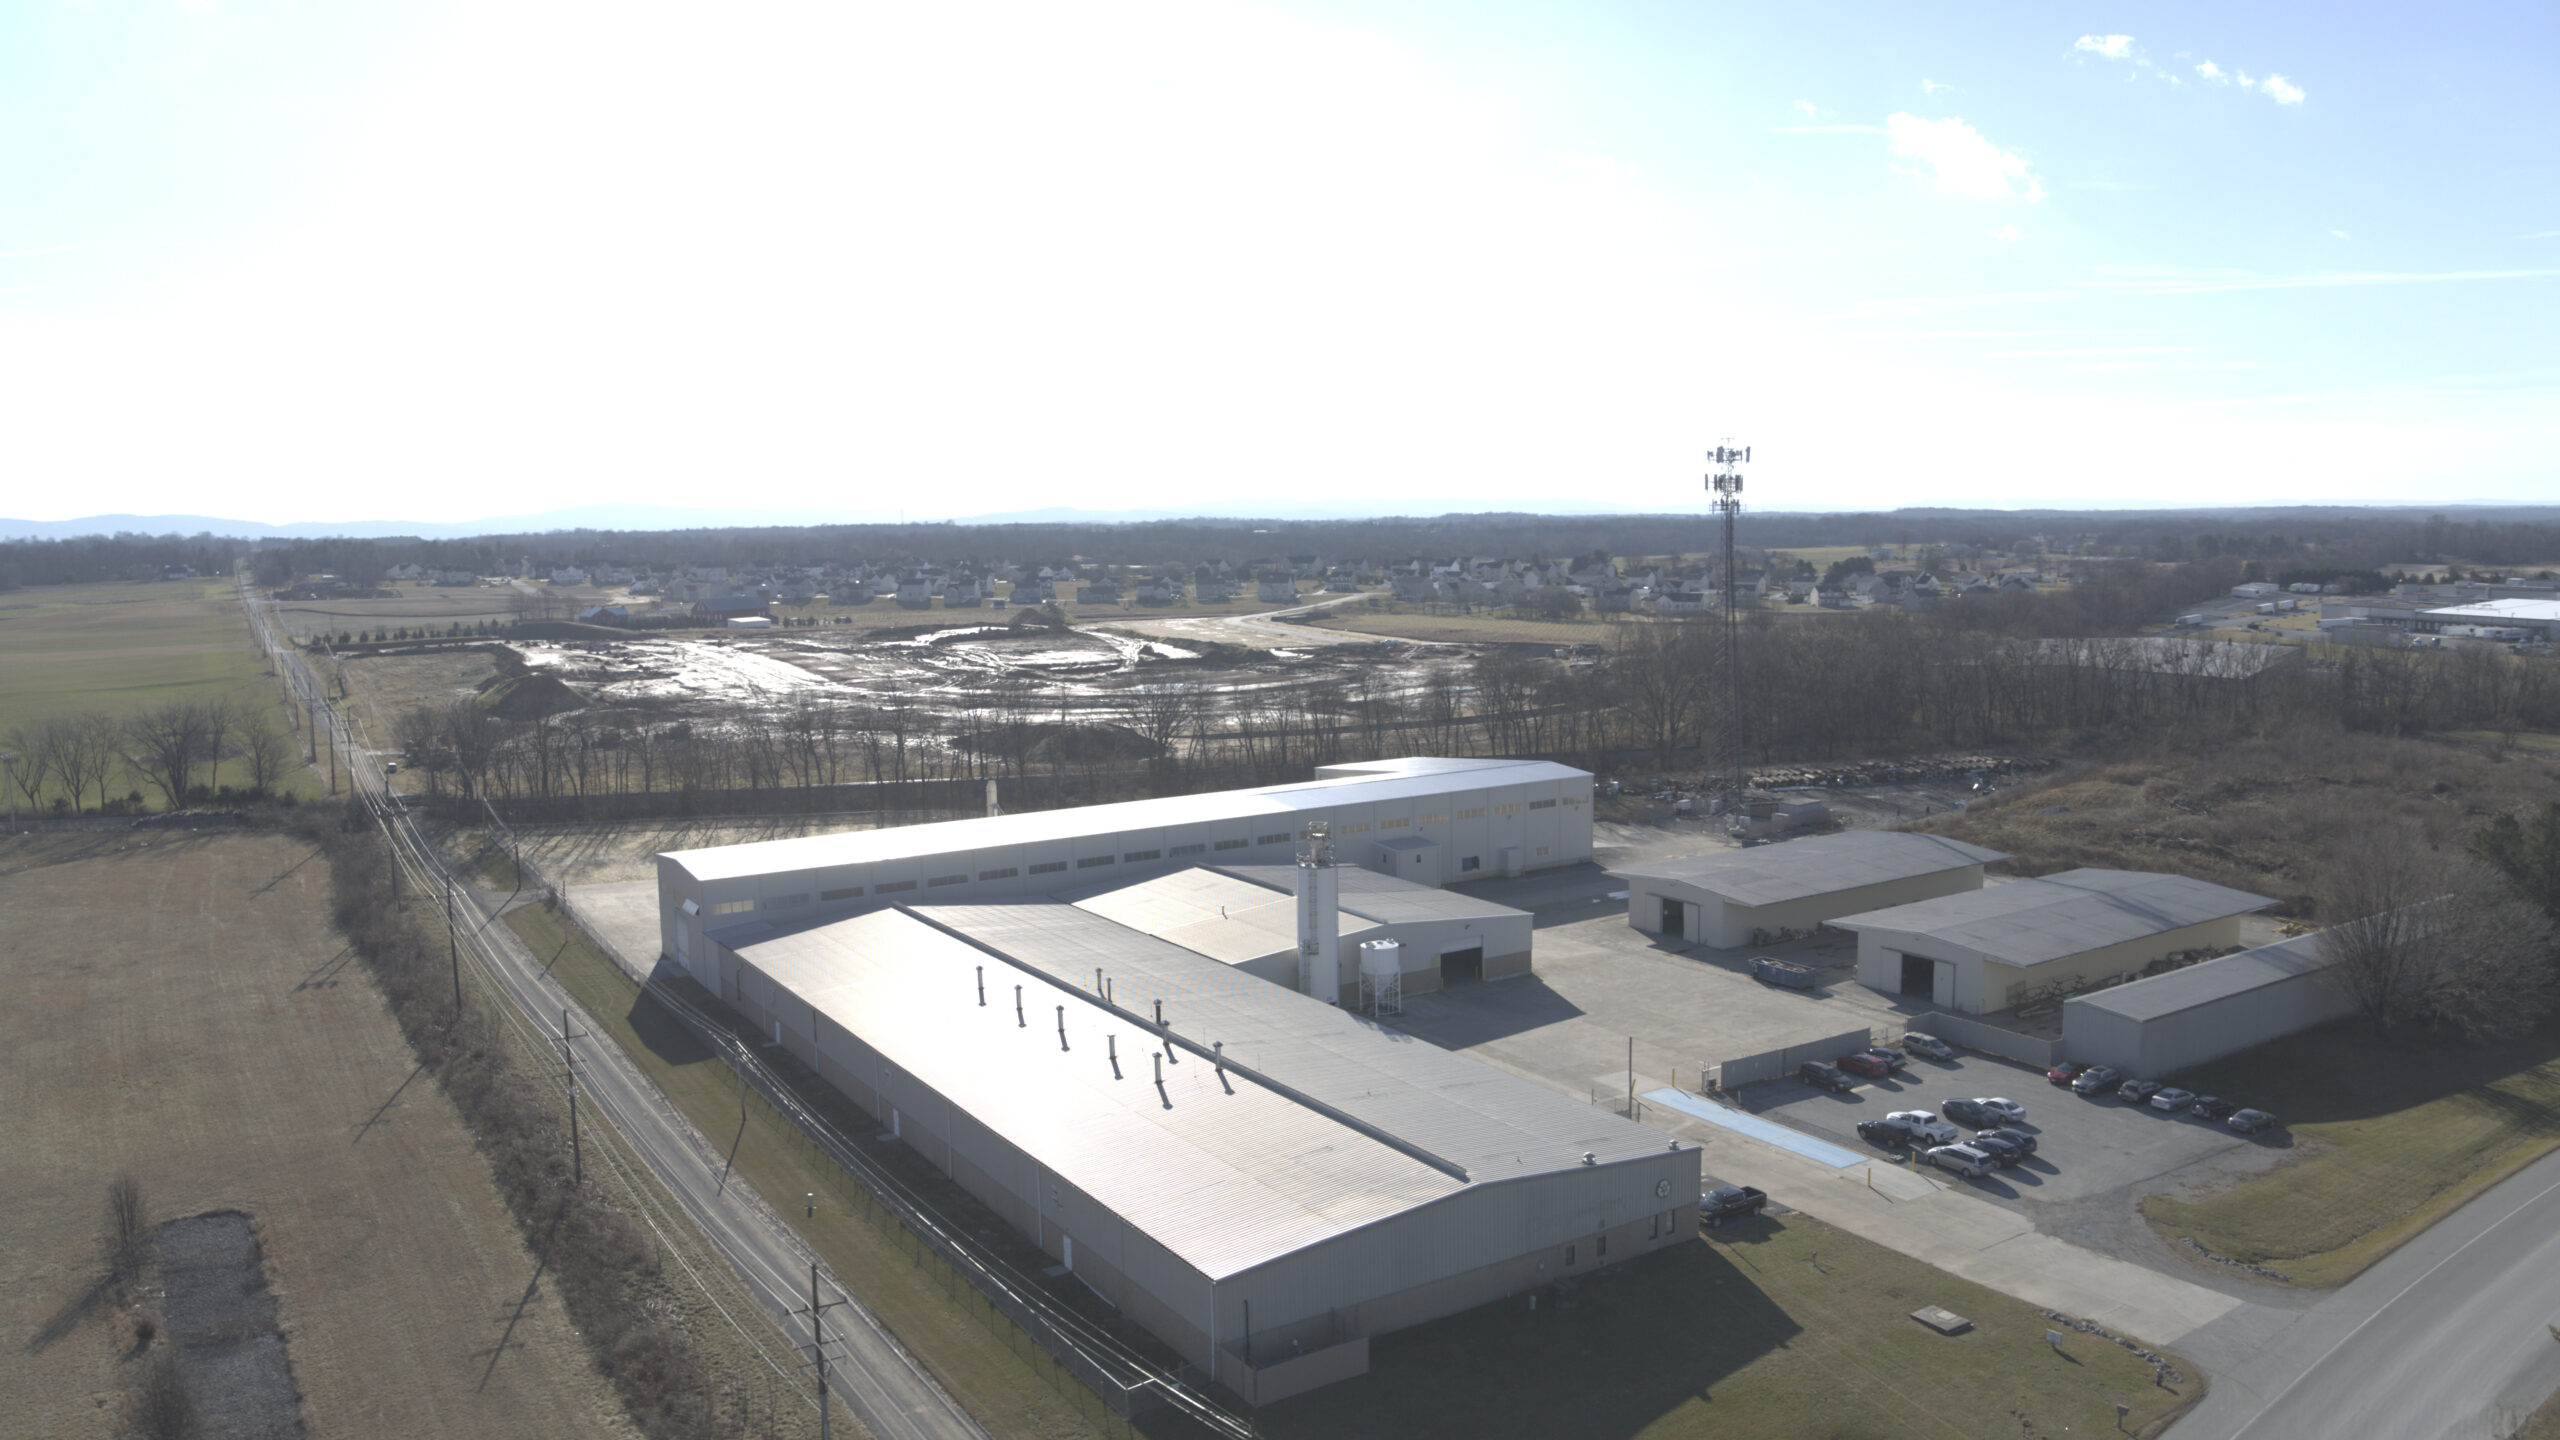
[2061,933,2355,1076]
[1834,869,2274,1014]
[1618,830,2009,949]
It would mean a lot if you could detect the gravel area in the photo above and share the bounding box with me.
[157,1211,304,1439]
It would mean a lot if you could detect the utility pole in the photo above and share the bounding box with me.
[1,752,16,833]
[793,1262,849,1440]
[556,1008,588,1190]
[446,872,463,1021]
[1707,440,1753,803]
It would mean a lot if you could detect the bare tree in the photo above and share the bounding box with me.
[57,713,124,814]
[237,713,293,799]
[107,1174,149,1281]
[3,721,57,812]
[199,698,237,796]
[2319,827,2559,1040]
[123,702,212,809]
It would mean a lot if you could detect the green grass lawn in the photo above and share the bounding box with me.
[2142,1021,2560,1287]
[0,578,323,808]
[505,900,2197,1440]
[1265,1212,2196,1440]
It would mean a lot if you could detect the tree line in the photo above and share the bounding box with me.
[5,696,298,815]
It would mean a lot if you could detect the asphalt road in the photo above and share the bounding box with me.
[244,576,989,1440]
[2170,1144,2560,1440]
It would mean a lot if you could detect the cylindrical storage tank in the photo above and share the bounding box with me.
[1359,939,1402,981]
[1308,938,1339,1006]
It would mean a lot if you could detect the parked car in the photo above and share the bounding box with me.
[1922,1144,1996,1178]
[1700,1185,1769,1227]
[1857,1117,1919,1148]
[2189,1096,2235,1121]
[2150,1087,2198,1114]
[1966,1130,2029,1166]
[1942,1098,2001,1128]
[2117,1079,2164,1105]
[1975,1125,2038,1159]
[1799,1060,1856,1093]
[2071,1065,2122,1095]
[1836,1051,1894,1079]
[1973,1097,2026,1123]
[1862,1046,1908,1071]
[1902,1033,1957,1062]
[2228,1108,2280,1134]
[1887,1110,1959,1146]
[2046,1061,2087,1086]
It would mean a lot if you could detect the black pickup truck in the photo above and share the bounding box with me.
[1699,1185,1769,1228]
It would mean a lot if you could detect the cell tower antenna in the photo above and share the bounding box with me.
[1706,439,1752,801]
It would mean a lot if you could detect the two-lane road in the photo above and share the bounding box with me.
[2173,1147,2560,1440]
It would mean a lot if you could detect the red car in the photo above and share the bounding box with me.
[1837,1051,1894,1079]
[2046,1061,2087,1086]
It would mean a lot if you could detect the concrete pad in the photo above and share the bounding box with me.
[563,881,665,980]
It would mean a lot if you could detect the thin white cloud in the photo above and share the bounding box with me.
[2524,231,2560,240]
[2075,34,2137,61]
[1991,224,2020,242]
[2260,73,2305,105]
[2236,69,2257,88]
[1921,78,1952,94]
[1793,100,1820,115]
[1852,269,2560,315]
[1772,124,1884,134]
[1884,114,2043,200]
[1979,346,2201,359]
[2196,60,2225,83]
[0,244,86,263]
[2187,57,2303,104]
[2330,229,2350,239]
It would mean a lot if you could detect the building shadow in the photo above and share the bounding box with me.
[1381,977,1588,1049]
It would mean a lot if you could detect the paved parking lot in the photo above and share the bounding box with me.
[1742,1052,2286,1205]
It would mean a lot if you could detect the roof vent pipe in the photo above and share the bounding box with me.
[1153,1053,1163,1086]
[1108,1034,1119,1077]
[1057,1005,1068,1050]
[1016,985,1025,1027]
[1582,1151,1596,1166]
[977,965,985,1006]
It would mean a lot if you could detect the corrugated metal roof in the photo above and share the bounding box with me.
[1214,864,1533,927]
[1063,868,1380,967]
[1613,830,2010,906]
[2422,599,2560,623]
[666,758,1586,882]
[1830,869,2275,967]
[725,900,1666,1280]
[2066,933,2335,1021]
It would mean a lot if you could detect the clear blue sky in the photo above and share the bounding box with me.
[3,0,2552,523]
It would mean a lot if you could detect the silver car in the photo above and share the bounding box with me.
[1922,1144,1996,1178]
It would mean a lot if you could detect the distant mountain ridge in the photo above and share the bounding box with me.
[3,498,2553,542]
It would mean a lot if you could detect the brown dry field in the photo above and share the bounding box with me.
[0,831,633,1440]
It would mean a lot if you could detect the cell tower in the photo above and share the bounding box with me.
[1707,440,1751,800]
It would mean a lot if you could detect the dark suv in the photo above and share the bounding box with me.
[1800,1060,1856,1093]
[1966,1130,2029,1166]
[1856,1117,1918,1148]
[1942,1097,2001,1128]
[2071,1065,2123,1095]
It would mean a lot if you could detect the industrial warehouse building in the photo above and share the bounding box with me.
[1835,869,2274,1014]
[1618,830,2009,949]
[694,899,1698,1402]
[1068,863,1533,1003]
[655,757,1592,970]
[2062,933,2355,1076]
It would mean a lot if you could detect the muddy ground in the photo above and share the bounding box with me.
[0,831,633,1440]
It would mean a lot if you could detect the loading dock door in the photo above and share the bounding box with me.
[1933,961,1956,1010]
[1899,952,1932,995]
[1441,945,1484,986]
[1661,896,1685,936]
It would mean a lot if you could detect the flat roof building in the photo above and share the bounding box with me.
[1617,830,2010,949]
[697,899,1695,1402]
[2062,933,2355,1076]
[1834,869,2275,1014]
[655,757,1592,977]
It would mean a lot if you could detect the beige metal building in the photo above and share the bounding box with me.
[2062,933,2355,1075]
[1618,830,2009,949]
[656,757,1592,974]
[1836,869,2274,1013]
[1067,864,1534,1003]
[697,900,1697,1403]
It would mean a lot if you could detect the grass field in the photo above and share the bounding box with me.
[1305,603,1617,644]
[2141,1022,2560,1288]
[503,900,1134,1440]
[0,578,322,807]
[506,888,2197,1440]
[1265,1213,2196,1440]
[0,831,633,1440]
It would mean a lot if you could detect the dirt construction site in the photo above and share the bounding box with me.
[0,830,633,1440]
